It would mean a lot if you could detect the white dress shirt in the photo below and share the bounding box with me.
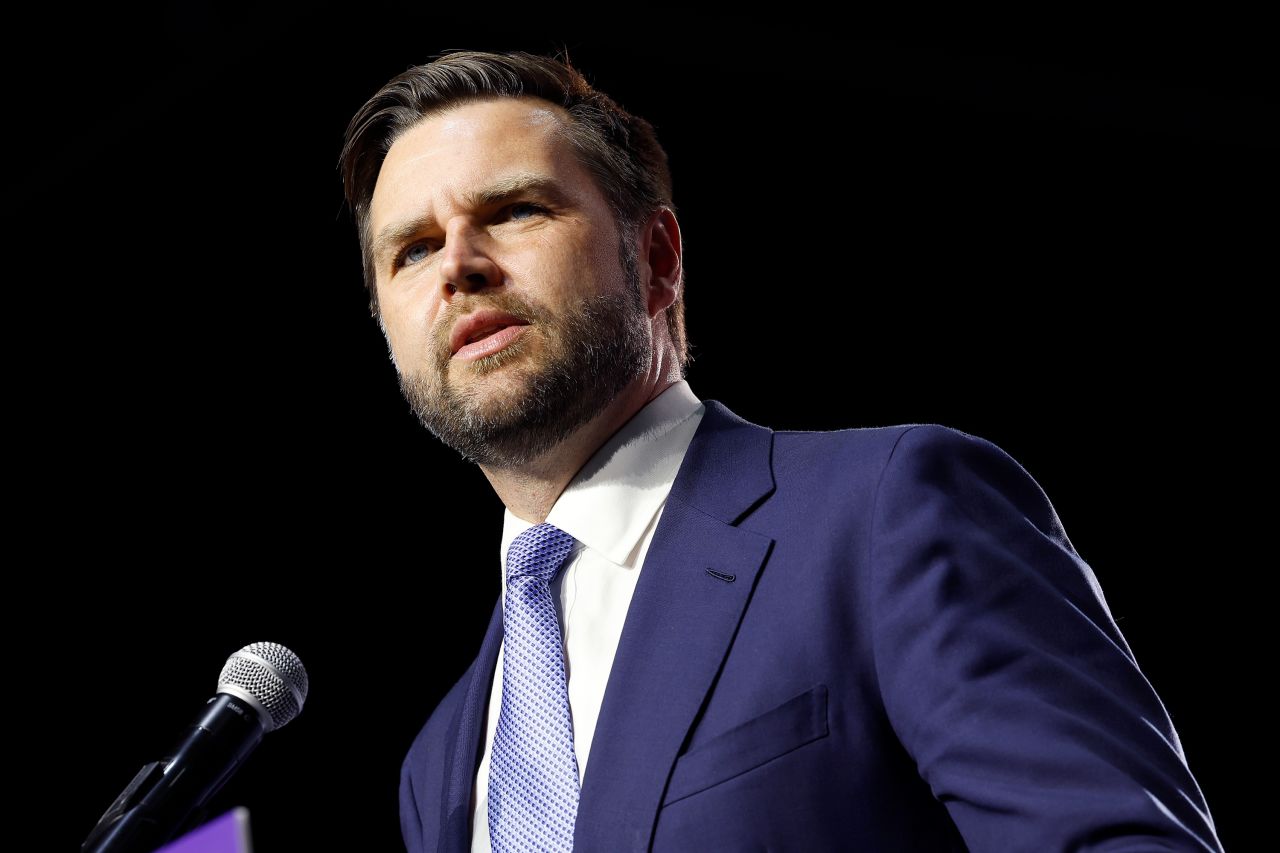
[470,380,705,852]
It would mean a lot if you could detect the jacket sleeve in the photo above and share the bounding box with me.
[867,424,1222,852]
[400,745,424,853]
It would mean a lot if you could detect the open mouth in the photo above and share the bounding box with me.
[465,324,510,344]
[450,309,532,359]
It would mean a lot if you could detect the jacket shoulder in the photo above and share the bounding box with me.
[768,421,955,485]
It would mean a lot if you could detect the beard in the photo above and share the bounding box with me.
[395,245,652,469]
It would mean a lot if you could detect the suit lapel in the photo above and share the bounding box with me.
[437,597,503,853]
[574,400,777,852]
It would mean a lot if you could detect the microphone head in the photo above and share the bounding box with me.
[216,642,309,732]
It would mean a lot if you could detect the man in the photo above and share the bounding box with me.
[340,50,1221,852]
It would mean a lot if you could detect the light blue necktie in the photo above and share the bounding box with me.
[488,522,581,852]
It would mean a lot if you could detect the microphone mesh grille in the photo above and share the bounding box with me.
[217,642,309,731]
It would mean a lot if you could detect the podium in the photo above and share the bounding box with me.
[154,808,253,853]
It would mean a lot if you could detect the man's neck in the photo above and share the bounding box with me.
[479,375,680,523]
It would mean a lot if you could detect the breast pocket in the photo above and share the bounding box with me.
[661,683,829,807]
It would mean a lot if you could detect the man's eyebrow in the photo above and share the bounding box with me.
[373,173,571,265]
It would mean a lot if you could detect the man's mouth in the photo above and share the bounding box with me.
[466,324,510,344]
[450,310,532,360]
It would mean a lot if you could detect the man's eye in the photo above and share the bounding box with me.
[507,202,546,220]
[396,204,545,270]
[400,242,433,267]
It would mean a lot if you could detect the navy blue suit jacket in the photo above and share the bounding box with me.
[400,400,1221,852]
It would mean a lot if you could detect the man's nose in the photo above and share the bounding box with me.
[438,219,501,298]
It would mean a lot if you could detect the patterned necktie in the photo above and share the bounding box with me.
[488,522,581,852]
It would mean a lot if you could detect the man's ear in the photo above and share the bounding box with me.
[641,207,682,319]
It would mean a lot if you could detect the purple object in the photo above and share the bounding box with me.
[155,807,252,853]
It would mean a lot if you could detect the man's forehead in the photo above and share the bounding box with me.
[372,97,578,214]
[389,97,569,166]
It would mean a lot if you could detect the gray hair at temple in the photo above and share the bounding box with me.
[338,49,688,374]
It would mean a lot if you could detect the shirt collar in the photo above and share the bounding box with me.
[499,380,704,575]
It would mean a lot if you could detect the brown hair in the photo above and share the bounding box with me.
[338,49,688,373]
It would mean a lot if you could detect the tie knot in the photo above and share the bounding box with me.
[506,522,576,583]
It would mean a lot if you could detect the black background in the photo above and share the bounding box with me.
[14,5,1269,851]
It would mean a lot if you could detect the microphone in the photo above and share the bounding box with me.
[82,642,309,853]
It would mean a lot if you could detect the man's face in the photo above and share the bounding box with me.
[368,96,652,467]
